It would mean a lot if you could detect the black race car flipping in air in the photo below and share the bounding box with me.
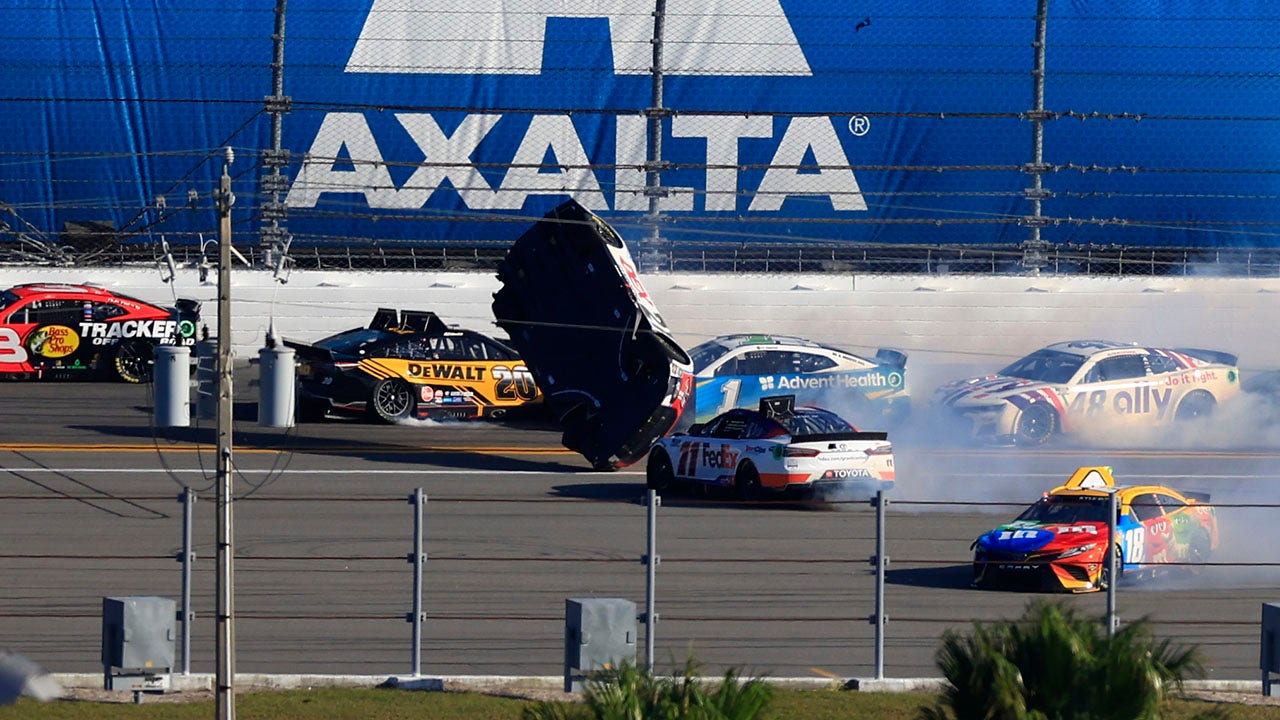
[492,200,694,470]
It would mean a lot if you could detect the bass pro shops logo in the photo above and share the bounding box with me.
[286,0,867,214]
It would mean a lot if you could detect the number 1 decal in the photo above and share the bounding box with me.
[717,379,741,415]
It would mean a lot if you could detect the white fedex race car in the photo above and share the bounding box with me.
[645,395,895,501]
[932,340,1240,445]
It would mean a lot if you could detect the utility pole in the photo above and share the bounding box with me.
[215,147,237,720]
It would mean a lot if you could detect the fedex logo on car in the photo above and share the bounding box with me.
[286,0,868,215]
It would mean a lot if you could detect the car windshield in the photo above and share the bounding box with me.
[689,339,732,374]
[0,290,18,314]
[998,349,1085,383]
[317,328,396,354]
[1016,495,1110,524]
[778,409,853,435]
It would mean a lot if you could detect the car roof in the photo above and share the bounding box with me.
[707,334,822,350]
[1045,466,1197,504]
[7,282,115,299]
[1039,340,1144,357]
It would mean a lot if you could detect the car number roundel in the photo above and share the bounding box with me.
[0,327,29,362]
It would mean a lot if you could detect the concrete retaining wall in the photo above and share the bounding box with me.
[2,268,1275,388]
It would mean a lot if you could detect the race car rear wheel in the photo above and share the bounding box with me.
[1013,403,1057,446]
[1175,390,1216,422]
[370,378,415,423]
[646,449,676,492]
[112,340,154,384]
[734,461,762,501]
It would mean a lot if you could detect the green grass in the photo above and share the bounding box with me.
[2,687,1278,720]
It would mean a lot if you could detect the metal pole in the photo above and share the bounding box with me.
[409,488,426,677]
[215,147,237,720]
[872,490,888,679]
[1021,0,1051,273]
[1106,490,1119,637]
[644,489,659,671]
[178,488,196,675]
[640,0,668,272]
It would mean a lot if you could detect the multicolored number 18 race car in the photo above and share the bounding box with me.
[971,466,1218,593]
[0,283,200,383]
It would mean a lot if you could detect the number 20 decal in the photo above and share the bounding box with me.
[0,328,28,363]
[493,365,538,401]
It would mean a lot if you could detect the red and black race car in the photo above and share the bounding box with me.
[0,283,200,383]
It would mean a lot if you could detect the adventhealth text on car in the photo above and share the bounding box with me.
[932,340,1240,445]
[646,395,894,500]
[971,465,1218,593]
[687,333,908,429]
[0,282,199,383]
[286,308,542,422]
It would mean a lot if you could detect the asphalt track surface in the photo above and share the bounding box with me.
[1,375,1278,683]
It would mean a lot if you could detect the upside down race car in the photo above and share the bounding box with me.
[0,283,200,383]
[971,466,1218,592]
[286,308,543,422]
[492,200,693,470]
[932,340,1241,445]
[646,395,894,500]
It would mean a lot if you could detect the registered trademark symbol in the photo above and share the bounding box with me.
[848,115,871,136]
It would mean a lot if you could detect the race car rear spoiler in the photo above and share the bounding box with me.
[282,339,333,362]
[370,308,447,335]
[875,348,907,368]
[794,431,890,443]
[1175,347,1238,367]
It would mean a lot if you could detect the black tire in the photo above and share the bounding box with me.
[1098,544,1124,590]
[112,340,154,384]
[734,461,762,501]
[1014,402,1057,446]
[646,449,675,492]
[369,378,415,423]
[1186,527,1212,575]
[1175,391,1216,422]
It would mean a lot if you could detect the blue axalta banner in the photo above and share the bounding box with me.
[0,1,1277,248]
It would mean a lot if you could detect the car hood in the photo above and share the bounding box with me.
[934,375,1057,407]
[975,522,1108,554]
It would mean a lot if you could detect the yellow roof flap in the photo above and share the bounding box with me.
[1061,466,1116,490]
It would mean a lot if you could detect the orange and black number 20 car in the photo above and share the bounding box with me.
[0,283,200,383]
[972,466,1218,592]
[286,308,543,423]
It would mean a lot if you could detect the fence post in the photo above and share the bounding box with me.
[408,488,427,676]
[177,488,196,675]
[643,489,660,671]
[870,489,888,679]
[1106,490,1119,637]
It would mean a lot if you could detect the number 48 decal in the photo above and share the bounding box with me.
[0,328,28,362]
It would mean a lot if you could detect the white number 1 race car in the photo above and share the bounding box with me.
[645,395,895,501]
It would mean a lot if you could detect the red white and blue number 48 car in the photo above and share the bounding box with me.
[0,283,200,383]
[645,395,895,501]
[932,340,1240,445]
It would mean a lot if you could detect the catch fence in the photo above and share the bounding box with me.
[0,487,1272,682]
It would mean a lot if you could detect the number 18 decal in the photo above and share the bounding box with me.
[0,328,28,363]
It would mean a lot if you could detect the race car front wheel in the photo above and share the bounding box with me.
[370,378,415,423]
[112,340,154,384]
[646,449,676,492]
[1014,403,1057,446]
